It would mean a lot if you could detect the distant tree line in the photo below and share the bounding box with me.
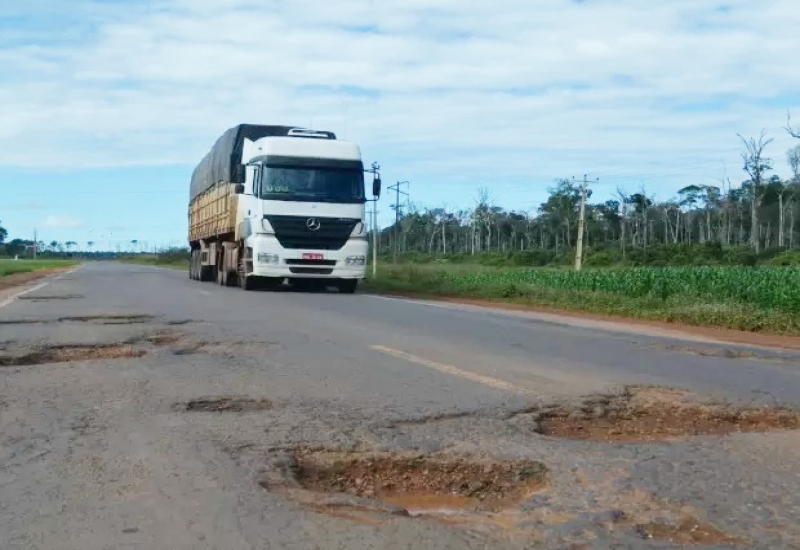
[376,119,800,267]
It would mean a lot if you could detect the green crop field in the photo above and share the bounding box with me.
[0,259,77,278]
[366,263,800,335]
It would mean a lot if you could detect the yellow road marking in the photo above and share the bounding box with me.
[370,345,531,394]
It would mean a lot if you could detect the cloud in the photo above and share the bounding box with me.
[43,215,84,228]
[1,0,799,206]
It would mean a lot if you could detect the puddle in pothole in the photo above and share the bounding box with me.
[515,386,800,442]
[291,450,547,514]
[0,343,146,366]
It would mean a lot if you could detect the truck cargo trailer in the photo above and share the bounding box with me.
[187,124,381,292]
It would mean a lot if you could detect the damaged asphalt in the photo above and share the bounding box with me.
[1,262,799,549]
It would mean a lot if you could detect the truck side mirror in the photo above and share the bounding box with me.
[235,165,247,182]
[234,183,245,194]
[372,177,382,198]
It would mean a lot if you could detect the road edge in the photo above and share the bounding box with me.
[364,291,800,352]
[0,264,83,309]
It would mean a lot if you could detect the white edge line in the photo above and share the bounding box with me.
[0,264,83,310]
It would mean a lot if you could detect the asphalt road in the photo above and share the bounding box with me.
[1,262,799,549]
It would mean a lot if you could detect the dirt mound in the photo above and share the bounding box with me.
[529,386,800,442]
[292,449,547,513]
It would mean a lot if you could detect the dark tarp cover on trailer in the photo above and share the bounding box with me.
[189,124,337,201]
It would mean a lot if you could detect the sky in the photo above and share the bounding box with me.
[1,0,799,251]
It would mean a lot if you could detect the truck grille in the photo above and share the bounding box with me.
[265,215,360,251]
[289,267,334,275]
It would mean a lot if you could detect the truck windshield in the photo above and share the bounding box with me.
[259,166,365,203]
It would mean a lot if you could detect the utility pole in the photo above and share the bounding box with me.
[33,228,37,259]
[367,204,379,277]
[365,162,381,277]
[574,174,598,271]
[388,180,409,264]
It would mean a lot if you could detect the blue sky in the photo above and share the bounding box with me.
[1,0,799,251]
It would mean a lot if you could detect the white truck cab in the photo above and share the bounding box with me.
[188,125,381,293]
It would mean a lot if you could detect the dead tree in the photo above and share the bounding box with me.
[788,110,800,140]
[737,130,774,254]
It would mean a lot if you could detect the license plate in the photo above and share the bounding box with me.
[302,253,324,260]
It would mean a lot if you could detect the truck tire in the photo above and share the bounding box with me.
[238,258,255,291]
[190,250,198,280]
[337,279,358,294]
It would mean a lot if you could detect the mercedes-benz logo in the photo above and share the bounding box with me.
[306,218,321,231]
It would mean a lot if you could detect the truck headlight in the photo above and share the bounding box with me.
[345,255,366,266]
[261,219,275,234]
[257,253,279,264]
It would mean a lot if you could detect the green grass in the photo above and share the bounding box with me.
[0,259,78,278]
[365,264,800,335]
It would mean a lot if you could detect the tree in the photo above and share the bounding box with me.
[787,110,800,140]
[0,220,7,245]
[788,145,800,184]
[738,130,774,253]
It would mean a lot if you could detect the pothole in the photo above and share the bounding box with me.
[0,344,146,367]
[635,518,745,545]
[170,341,271,356]
[18,294,83,301]
[59,314,155,325]
[635,341,800,363]
[290,449,547,515]
[179,397,272,412]
[521,386,800,442]
[138,331,186,346]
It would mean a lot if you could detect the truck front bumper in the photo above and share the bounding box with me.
[248,235,368,279]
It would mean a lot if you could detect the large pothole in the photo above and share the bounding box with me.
[290,450,547,514]
[520,386,800,442]
[0,344,145,366]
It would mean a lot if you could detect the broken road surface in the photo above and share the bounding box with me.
[1,262,799,549]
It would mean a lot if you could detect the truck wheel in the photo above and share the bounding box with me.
[190,250,198,280]
[238,258,255,291]
[337,279,358,294]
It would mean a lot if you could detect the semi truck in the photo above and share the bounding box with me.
[188,124,381,292]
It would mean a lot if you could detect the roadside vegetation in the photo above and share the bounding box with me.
[119,248,190,269]
[366,262,800,334]
[0,259,77,278]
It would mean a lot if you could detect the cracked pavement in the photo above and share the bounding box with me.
[1,262,799,549]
